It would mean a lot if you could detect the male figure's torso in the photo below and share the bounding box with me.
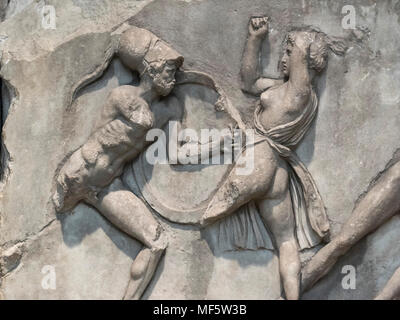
[79,85,182,189]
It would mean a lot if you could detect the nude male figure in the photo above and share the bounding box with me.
[53,27,187,299]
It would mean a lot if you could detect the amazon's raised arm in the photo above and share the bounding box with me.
[240,16,283,95]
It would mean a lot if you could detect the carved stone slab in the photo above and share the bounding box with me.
[1,0,400,301]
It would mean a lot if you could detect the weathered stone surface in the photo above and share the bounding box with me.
[2,206,142,299]
[0,0,399,300]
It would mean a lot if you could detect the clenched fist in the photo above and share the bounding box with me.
[248,16,269,38]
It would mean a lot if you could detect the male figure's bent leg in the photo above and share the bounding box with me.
[87,178,167,300]
[301,161,400,292]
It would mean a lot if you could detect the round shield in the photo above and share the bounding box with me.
[123,82,237,225]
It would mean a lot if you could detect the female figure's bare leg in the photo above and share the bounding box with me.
[375,266,400,300]
[87,178,167,300]
[301,161,400,292]
[257,176,300,300]
[201,141,279,226]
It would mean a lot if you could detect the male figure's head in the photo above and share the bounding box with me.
[118,26,183,97]
[142,53,182,97]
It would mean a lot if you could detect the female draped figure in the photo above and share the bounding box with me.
[200,17,347,300]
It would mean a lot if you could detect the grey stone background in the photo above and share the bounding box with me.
[0,0,399,299]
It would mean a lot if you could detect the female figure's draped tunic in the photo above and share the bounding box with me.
[218,89,330,252]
